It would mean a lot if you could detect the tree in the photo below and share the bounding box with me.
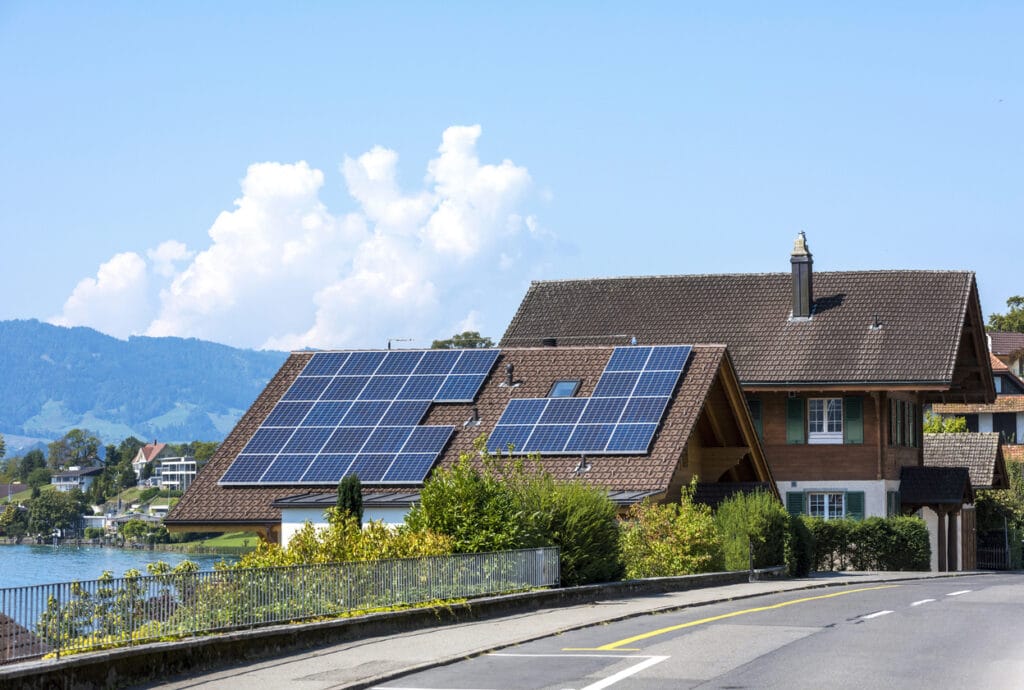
[430,331,495,349]
[17,450,46,482]
[27,467,52,489]
[191,441,220,463]
[27,489,87,535]
[989,296,1024,333]
[47,429,101,469]
[0,432,5,460]
[336,474,364,526]
[923,412,968,433]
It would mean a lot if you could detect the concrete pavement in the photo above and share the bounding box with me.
[141,570,988,690]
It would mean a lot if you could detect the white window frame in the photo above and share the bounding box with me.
[807,492,845,519]
[808,398,843,444]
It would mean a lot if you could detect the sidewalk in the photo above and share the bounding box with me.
[143,570,984,690]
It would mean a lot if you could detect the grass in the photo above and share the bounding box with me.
[196,532,259,548]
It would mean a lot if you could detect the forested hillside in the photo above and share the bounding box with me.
[0,320,287,446]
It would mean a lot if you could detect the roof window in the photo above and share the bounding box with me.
[548,379,581,398]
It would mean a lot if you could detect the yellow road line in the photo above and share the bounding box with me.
[564,585,899,651]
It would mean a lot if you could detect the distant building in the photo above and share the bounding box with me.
[50,466,103,493]
[157,456,197,492]
[131,441,168,484]
[0,483,27,501]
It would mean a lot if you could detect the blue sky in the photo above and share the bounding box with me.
[2,2,1021,350]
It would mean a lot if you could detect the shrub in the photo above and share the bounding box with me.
[237,509,454,568]
[84,527,104,540]
[714,491,788,571]
[620,486,723,578]
[803,516,930,571]
[785,514,815,576]
[513,472,622,586]
[336,474,363,525]
[139,488,159,502]
[405,455,524,553]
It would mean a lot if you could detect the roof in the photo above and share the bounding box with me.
[52,466,103,479]
[167,345,773,530]
[988,332,1024,357]
[502,270,991,398]
[900,466,973,506]
[137,443,167,463]
[923,433,1008,490]
[0,483,26,497]
[0,612,50,662]
[272,488,664,510]
[932,395,1024,415]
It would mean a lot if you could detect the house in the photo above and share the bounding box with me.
[988,331,1024,378]
[50,465,103,493]
[166,344,776,545]
[932,353,1024,464]
[131,441,167,483]
[499,233,993,571]
[157,456,197,492]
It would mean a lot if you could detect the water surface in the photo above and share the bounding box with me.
[0,544,235,589]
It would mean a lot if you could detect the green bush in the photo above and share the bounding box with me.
[406,446,622,585]
[714,491,788,571]
[620,486,723,578]
[139,488,159,502]
[84,527,104,539]
[785,514,815,576]
[514,473,622,586]
[405,455,524,553]
[803,516,930,571]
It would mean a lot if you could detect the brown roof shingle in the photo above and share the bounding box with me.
[988,332,1024,357]
[923,433,1008,490]
[502,270,977,388]
[932,395,1024,415]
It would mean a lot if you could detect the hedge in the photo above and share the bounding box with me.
[803,516,929,571]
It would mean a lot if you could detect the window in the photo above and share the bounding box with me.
[807,492,845,519]
[995,376,1003,394]
[808,398,842,444]
[888,399,918,447]
[548,379,580,398]
[747,398,763,440]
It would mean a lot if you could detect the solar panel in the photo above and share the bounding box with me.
[485,345,691,456]
[220,348,500,487]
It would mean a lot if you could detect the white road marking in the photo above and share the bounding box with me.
[861,610,893,620]
[579,655,670,690]
[947,590,972,597]
[491,653,652,658]
[911,599,936,606]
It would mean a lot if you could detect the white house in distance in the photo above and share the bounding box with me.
[158,457,198,492]
[51,466,103,493]
[131,441,167,483]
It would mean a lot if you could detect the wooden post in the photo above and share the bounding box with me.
[947,511,958,572]
[936,508,947,572]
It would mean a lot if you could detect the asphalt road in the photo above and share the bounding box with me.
[374,574,1024,690]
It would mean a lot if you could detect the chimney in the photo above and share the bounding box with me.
[790,231,813,319]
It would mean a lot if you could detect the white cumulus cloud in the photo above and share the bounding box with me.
[51,252,151,339]
[52,126,552,350]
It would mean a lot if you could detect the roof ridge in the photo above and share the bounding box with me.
[530,269,976,285]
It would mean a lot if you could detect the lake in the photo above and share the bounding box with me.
[0,544,236,589]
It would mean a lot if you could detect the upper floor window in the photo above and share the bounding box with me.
[548,379,581,398]
[995,376,1003,394]
[808,398,843,444]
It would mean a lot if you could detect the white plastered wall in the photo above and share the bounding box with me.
[919,507,964,573]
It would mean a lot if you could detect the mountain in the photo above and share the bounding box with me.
[0,320,288,447]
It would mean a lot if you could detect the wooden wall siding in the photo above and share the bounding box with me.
[756,391,889,482]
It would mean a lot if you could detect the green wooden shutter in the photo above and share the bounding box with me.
[786,398,805,444]
[786,491,805,516]
[843,397,863,444]
[846,491,865,520]
[748,398,763,440]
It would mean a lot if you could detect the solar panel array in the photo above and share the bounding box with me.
[220,349,500,486]
[486,345,692,456]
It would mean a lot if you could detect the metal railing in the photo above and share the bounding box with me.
[0,547,559,665]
